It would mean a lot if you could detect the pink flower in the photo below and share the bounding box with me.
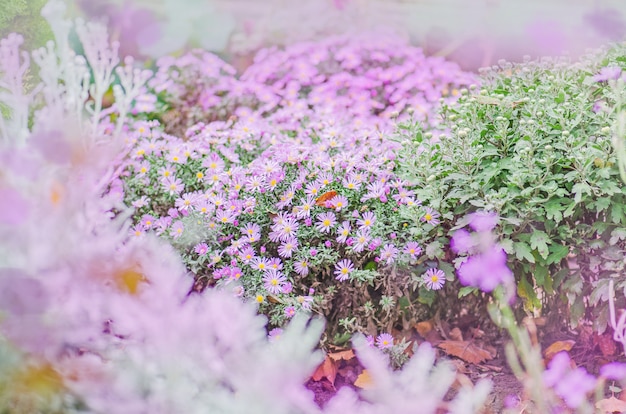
[376,333,394,349]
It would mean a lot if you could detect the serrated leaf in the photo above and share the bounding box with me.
[546,244,569,265]
[425,241,443,258]
[572,182,591,204]
[530,230,551,260]
[514,242,535,263]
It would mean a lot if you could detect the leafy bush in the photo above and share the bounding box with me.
[395,46,626,331]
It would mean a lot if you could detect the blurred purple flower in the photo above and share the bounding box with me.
[593,66,623,82]
[450,229,474,254]
[600,362,626,380]
[0,186,30,226]
[457,245,513,292]
[468,211,499,232]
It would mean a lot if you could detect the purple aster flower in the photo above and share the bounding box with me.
[194,242,209,255]
[251,257,271,272]
[334,259,355,281]
[263,269,286,295]
[281,282,293,294]
[357,211,376,230]
[278,236,298,258]
[285,305,296,318]
[351,228,371,253]
[329,194,349,211]
[316,211,337,233]
[457,245,513,292]
[422,268,446,290]
[169,220,184,239]
[336,220,351,244]
[404,241,422,258]
[379,243,399,265]
[468,211,500,232]
[543,352,596,409]
[593,66,622,82]
[294,259,310,276]
[140,214,156,230]
[268,328,283,341]
[365,335,375,347]
[376,333,394,349]
[161,176,184,195]
[421,207,440,225]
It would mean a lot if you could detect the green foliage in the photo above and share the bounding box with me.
[395,45,626,332]
[0,0,53,52]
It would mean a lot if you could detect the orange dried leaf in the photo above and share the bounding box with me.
[354,369,373,389]
[543,340,575,360]
[596,396,626,413]
[415,320,434,337]
[437,341,494,365]
[328,349,355,362]
[315,191,337,207]
[311,356,338,386]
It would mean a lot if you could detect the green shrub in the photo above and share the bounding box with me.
[395,45,626,332]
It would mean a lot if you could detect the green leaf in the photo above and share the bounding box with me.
[546,244,569,265]
[418,287,436,306]
[530,230,551,260]
[364,260,377,271]
[572,182,592,204]
[437,260,456,281]
[517,275,541,311]
[458,286,478,298]
[514,241,535,263]
[610,228,626,245]
[544,199,564,223]
[534,264,548,287]
[425,241,443,258]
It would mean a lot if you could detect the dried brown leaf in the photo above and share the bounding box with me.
[449,327,463,341]
[543,340,575,361]
[596,396,626,413]
[415,320,434,337]
[595,334,618,357]
[311,356,338,387]
[437,341,494,365]
[328,349,355,362]
[354,369,373,389]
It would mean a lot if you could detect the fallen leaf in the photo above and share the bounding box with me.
[315,191,337,207]
[596,396,626,413]
[449,327,463,341]
[595,333,618,357]
[415,320,434,337]
[437,341,494,365]
[354,369,373,389]
[328,349,355,362]
[543,340,576,361]
[311,356,338,387]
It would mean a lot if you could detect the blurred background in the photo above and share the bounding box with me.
[1,0,625,69]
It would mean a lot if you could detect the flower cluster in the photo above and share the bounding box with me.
[242,33,477,127]
[119,112,441,334]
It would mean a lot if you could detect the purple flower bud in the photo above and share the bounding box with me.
[305,218,312,226]
[260,246,267,253]
[346,237,354,246]
[310,248,317,256]
[325,240,332,248]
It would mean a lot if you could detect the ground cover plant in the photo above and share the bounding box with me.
[3,1,626,412]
